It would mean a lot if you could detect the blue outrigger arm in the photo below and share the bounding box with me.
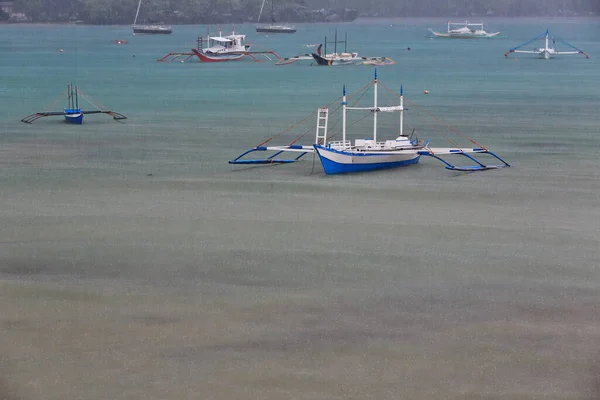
[418,147,511,171]
[229,145,315,165]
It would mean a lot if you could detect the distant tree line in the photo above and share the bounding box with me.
[8,0,599,24]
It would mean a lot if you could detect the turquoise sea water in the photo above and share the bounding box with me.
[1,18,599,399]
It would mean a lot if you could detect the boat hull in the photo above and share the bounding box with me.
[429,31,501,39]
[132,25,172,34]
[313,145,420,175]
[191,48,246,62]
[311,53,358,66]
[64,111,83,125]
[256,26,296,34]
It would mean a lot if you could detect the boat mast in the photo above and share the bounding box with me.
[342,85,347,144]
[133,0,142,25]
[257,0,266,23]
[67,84,72,109]
[271,0,274,24]
[334,29,337,54]
[75,86,79,109]
[544,29,549,50]
[399,85,404,136]
[344,32,347,53]
[373,69,378,142]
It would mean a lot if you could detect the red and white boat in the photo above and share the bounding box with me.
[191,31,251,62]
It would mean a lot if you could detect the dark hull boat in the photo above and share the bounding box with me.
[256,0,295,34]
[133,24,172,34]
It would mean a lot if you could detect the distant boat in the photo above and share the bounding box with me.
[429,21,500,38]
[256,0,296,34]
[21,84,127,125]
[191,30,251,62]
[504,29,590,60]
[311,29,359,66]
[132,0,172,35]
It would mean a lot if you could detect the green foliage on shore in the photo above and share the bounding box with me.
[9,0,599,24]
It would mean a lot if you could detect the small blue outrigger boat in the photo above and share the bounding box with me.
[230,70,510,175]
[21,84,127,124]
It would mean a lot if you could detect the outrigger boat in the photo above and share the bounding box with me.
[504,29,590,60]
[429,21,501,38]
[230,70,510,175]
[21,84,127,125]
[275,30,394,66]
[158,30,281,63]
[311,30,359,66]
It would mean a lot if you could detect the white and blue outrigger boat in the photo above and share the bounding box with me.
[229,71,510,175]
[505,29,590,60]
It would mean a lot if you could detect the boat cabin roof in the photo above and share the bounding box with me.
[225,34,246,40]
[209,34,246,42]
[209,36,233,42]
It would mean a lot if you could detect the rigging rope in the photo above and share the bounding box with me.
[508,30,548,51]
[78,89,109,111]
[381,83,487,150]
[257,79,374,147]
[42,87,69,112]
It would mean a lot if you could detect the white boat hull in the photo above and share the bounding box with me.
[313,145,420,174]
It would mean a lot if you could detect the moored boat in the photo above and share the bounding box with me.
[229,71,510,175]
[256,0,296,33]
[429,21,500,38]
[21,84,127,125]
[131,0,172,34]
[191,31,251,62]
[504,29,590,59]
[311,29,359,66]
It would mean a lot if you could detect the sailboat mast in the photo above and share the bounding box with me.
[271,0,274,23]
[399,85,404,136]
[373,69,378,142]
[334,29,337,54]
[342,85,347,144]
[344,32,347,53]
[75,86,79,109]
[257,0,266,23]
[133,0,142,25]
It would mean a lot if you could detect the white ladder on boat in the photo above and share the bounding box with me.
[314,108,329,145]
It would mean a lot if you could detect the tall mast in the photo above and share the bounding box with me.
[257,0,266,23]
[334,29,337,54]
[75,86,79,109]
[341,85,347,144]
[133,0,142,25]
[344,32,347,53]
[399,85,404,136]
[271,0,274,23]
[373,69,378,142]
[545,29,549,50]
